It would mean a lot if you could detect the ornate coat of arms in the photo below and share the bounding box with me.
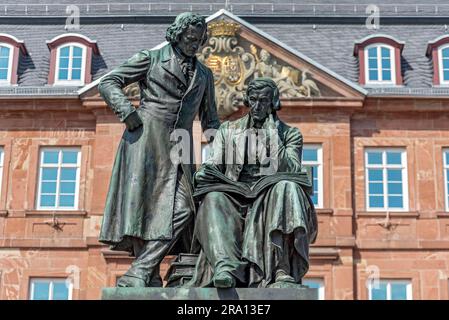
[198,19,322,117]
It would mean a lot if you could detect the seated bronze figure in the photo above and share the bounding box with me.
[186,77,318,288]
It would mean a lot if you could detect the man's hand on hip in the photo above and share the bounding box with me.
[124,111,143,131]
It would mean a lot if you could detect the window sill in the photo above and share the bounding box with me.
[356,211,419,218]
[436,212,449,218]
[316,208,334,215]
[25,210,87,217]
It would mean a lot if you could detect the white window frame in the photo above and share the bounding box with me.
[365,148,409,212]
[0,147,3,198]
[364,44,396,85]
[29,278,73,300]
[54,42,86,86]
[201,142,212,164]
[444,149,449,212]
[438,44,449,86]
[368,279,412,300]
[303,278,325,300]
[36,147,81,210]
[0,43,14,86]
[302,144,323,208]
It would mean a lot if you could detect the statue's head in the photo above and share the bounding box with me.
[165,12,208,57]
[260,49,271,62]
[244,77,281,122]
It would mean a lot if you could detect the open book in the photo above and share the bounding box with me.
[193,165,313,200]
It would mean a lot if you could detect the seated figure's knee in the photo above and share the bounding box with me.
[273,180,298,189]
[202,191,227,205]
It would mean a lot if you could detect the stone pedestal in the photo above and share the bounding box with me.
[102,287,318,300]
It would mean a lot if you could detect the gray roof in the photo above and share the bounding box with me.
[1,3,449,97]
[2,1,449,18]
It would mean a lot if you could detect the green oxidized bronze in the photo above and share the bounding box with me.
[185,78,318,288]
[98,12,220,288]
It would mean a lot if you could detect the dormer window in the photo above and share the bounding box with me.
[427,36,449,86]
[0,33,27,86]
[0,44,13,84]
[366,45,394,84]
[439,45,449,84]
[354,35,404,86]
[56,44,85,85]
[46,33,99,86]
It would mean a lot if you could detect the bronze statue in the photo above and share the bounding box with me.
[98,12,220,288]
[186,78,317,288]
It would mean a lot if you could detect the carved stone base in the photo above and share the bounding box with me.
[102,287,318,300]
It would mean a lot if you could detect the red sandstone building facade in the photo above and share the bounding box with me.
[1,3,449,300]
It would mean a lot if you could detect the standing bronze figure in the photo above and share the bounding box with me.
[98,13,220,287]
[187,78,317,288]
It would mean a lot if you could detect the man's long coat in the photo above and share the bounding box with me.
[98,43,220,252]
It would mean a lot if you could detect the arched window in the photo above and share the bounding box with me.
[46,34,99,86]
[0,34,27,85]
[365,44,395,84]
[0,44,13,84]
[56,44,85,84]
[438,45,449,85]
[354,34,404,86]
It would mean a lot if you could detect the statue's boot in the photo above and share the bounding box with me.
[213,271,236,288]
[274,269,296,283]
[116,275,147,288]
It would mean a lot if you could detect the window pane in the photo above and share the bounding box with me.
[59,195,75,207]
[40,194,56,207]
[443,48,449,59]
[367,152,382,165]
[369,195,384,208]
[386,152,402,165]
[369,69,378,81]
[72,57,82,69]
[381,47,391,58]
[391,283,408,300]
[60,181,76,194]
[442,58,449,69]
[42,168,58,180]
[71,68,81,80]
[303,149,318,162]
[368,47,377,58]
[445,153,449,166]
[368,169,383,181]
[371,282,387,300]
[59,46,70,57]
[0,69,7,80]
[444,70,449,81]
[73,46,83,57]
[382,70,391,81]
[41,181,57,194]
[58,68,68,80]
[368,58,377,69]
[59,57,69,69]
[62,151,79,164]
[0,46,10,56]
[369,182,383,195]
[382,57,391,69]
[32,281,50,300]
[387,169,402,182]
[388,195,403,208]
[304,280,321,289]
[0,57,9,68]
[52,282,69,300]
[60,168,77,180]
[43,151,59,164]
[388,182,402,195]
